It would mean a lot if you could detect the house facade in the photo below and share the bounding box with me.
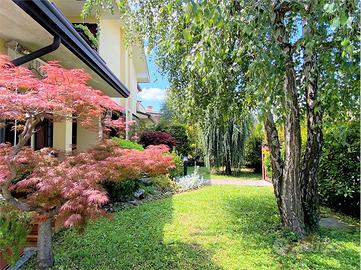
[0,0,149,152]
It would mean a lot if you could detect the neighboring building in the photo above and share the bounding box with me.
[136,100,155,125]
[144,106,162,124]
[0,0,149,151]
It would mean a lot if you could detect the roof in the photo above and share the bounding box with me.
[13,0,130,98]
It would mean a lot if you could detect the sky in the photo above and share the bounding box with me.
[139,52,169,112]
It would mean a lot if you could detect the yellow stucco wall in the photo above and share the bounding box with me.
[66,16,97,24]
[76,123,99,152]
[99,19,122,80]
[0,38,7,54]
[53,119,72,153]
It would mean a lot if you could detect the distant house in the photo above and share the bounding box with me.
[0,0,149,151]
[136,100,162,125]
[144,106,162,124]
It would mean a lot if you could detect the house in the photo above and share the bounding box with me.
[136,100,155,124]
[144,106,162,124]
[0,0,149,152]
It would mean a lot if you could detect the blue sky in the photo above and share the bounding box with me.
[139,52,169,112]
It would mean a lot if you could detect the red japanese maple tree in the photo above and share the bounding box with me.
[0,55,175,269]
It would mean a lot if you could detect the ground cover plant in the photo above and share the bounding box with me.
[24,186,360,270]
[112,137,144,151]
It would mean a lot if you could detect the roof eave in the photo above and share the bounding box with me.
[14,0,130,98]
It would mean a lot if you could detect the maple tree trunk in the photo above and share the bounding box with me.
[37,218,54,270]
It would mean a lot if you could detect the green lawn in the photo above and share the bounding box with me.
[188,166,262,180]
[25,186,359,270]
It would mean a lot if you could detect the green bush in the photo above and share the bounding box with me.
[168,153,184,179]
[151,175,178,192]
[103,180,140,202]
[142,185,156,195]
[112,137,144,151]
[0,202,31,265]
[319,122,360,217]
[156,125,190,156]
[263,149,272,179]
[244,135,263,173]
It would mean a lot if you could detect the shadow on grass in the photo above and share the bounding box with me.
[223,192,360,270]
[25,197,222,270]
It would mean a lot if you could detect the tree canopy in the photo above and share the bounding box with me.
[82,0,359,236]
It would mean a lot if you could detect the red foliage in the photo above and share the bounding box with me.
[0,55,175,231]
[0,55,124,130]
[1,140,174,228]
[138,131,177,150]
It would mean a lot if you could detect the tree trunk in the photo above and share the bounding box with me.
[264,113,283,222]
[281,59,305,236]
[271,1,306,237]
[225,159,232,175]
[301,47,323,232]
[37,218,54,270]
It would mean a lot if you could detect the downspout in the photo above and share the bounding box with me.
[125,100,129,140]
[11,36,61,66]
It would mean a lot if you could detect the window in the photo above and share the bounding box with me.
[72,119,77,150]
[0,123,5,143]
[34,119,53,150]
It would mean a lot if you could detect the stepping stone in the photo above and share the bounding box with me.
[319,217,357,232]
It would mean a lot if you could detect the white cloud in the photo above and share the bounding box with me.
[138,87,166,101]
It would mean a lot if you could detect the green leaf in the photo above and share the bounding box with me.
[183,29,192,42]
[341,38,350,47]
[330,17,340,31]
[324,3,335,14]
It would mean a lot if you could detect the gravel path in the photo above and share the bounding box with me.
[209,179,273,187]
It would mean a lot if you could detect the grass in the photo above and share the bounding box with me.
[188,166,262,180]
[24,186,360,270]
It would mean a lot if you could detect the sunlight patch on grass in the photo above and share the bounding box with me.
[24,186,360,270]
[188,166,262,180]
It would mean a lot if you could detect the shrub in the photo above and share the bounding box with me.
[151,175,178,192]
[138,131,176,150]
[263,147,272,179]
[244,135,263,173]
[175,167,209,190]
[168,153,184,179]
[318,122,360,217]
[112,137,144,150]
[156,125,190,156]
[103,180,140,202]
[0,202,31,265]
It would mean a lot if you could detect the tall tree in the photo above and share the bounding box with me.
[202,110,250,174]
[83,0,359,236]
